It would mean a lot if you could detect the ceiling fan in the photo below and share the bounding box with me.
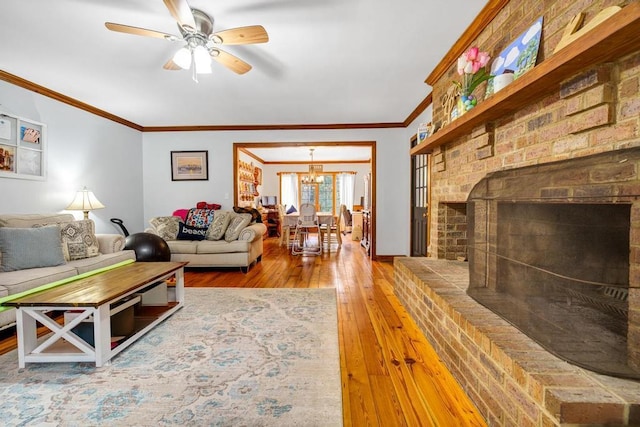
[105,0,268,82]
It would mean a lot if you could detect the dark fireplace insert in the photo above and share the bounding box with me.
[467,147,640,379]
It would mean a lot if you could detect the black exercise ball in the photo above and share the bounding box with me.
[124,232,171,262]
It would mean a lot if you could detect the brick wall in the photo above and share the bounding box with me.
[428,0,639,255]
[436,202,467,260]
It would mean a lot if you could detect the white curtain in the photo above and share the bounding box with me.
[281,173,299,210]
[338,173,356,210]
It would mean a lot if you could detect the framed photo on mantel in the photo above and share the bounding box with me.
[171,150,209,181]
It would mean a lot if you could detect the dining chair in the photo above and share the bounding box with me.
[292,203,321,255]
[277,204,295,247]
[320,214,341,252]
[339,204,352,235]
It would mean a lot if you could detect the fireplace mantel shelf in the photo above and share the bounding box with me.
[411,2,640,156]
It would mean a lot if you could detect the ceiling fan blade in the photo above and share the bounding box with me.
[105,22,179,40]
[212,49,252,75]
[163,59,182,70]
[163,0,197,31]
[212,25,269,45]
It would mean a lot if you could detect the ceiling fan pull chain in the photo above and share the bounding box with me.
[191,51,198,83]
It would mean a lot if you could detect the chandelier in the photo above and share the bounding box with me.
[301,148,324,184]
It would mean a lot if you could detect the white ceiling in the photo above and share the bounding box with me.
[0,0,487,130]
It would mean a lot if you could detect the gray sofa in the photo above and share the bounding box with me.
[145,211,266,272]
[0,213,136,330]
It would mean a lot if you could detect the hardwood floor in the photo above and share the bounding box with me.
[0,236,486,426]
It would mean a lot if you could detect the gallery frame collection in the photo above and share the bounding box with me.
[170,150,209,181]
[0,112,46,180]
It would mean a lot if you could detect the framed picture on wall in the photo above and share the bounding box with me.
[171,150,209,181]
[0,112,46,181]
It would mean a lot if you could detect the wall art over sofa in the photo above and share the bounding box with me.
[0,112,46,180]
[170,150,209,181]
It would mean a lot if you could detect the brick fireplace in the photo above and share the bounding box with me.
[395,0,640,424]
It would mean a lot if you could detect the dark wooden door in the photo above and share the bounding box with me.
[411,153,429,256]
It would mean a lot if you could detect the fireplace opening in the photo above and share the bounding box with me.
[468,202,636,378]
[466,148,640,380]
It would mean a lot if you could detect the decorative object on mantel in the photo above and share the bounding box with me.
[453,46,492,116]
[493,69,515,93]
[485,16,543,98]
[417,122,433,144]
[554,6,621,53]
[442,84,459,127]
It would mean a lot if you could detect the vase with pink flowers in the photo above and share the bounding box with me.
[453,46,492,116]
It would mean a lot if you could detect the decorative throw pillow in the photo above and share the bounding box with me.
[185,209,216,228]
[233,206,262,223]
[286,205,297,214]
[224,213,252,242]
[176,222,208,241]
[59,220,100,261]
[206,211,233,240]
[172,209,190,221]
[149,216,181,241]
[196,201,222,210]
[0,226,66,272]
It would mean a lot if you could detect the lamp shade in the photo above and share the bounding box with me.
[66,187,105,219]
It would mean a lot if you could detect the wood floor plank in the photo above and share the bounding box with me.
[0,236,486,426]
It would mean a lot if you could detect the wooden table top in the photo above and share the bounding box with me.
[2,262,187,308]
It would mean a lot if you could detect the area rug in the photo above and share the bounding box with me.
[0,288,342,426]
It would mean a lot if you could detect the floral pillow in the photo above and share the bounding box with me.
[149,216,181,241]
[185,209,216,228]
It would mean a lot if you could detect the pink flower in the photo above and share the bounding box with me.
[453,46,493,97]
[466,47,479,62]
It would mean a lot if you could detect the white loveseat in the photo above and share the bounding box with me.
[0,213,136,330]
[145,210,266,273]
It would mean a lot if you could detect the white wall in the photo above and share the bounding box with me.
[142,128,410,256]
[0,81,144,234]
[1,80,415,255]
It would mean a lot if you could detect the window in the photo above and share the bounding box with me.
[280,171,357,215]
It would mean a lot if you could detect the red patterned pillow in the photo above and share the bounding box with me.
[196,201,222,210]
[184,209,216,228]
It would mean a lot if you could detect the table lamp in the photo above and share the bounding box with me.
[66,187,105,219]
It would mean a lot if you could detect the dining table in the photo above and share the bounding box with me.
[284,211,341,250]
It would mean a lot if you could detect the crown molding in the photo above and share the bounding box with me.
[0,70,144,131]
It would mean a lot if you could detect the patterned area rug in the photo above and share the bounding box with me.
[0,288,342,426]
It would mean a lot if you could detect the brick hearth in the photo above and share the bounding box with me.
[394,257,640,426]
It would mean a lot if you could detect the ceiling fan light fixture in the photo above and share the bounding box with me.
[172,47,191,69]
[193,45,212,74]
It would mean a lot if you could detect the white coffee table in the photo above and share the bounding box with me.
[2,261,187,368]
